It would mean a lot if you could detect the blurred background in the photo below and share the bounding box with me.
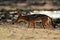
[0,0,60,10]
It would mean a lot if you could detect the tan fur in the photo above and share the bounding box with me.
[15,9,53,29]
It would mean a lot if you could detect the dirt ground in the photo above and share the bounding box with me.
[0,23,60,40]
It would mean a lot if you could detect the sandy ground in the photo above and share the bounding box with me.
[0,23,60,40]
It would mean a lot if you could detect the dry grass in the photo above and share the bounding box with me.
[0,23,60,40]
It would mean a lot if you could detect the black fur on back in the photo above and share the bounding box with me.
[25,14,49,20]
